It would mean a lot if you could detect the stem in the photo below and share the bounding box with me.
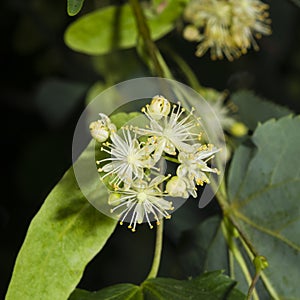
[129,0,164,77]
[147,220,164,279]
[162,45,201,90]
[228,216,259,257]
[240,238,280,300]
[222,220,260,300]
[211,177,259,258]
[247,272,261,300]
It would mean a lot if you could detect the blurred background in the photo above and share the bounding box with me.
[1,0,300,298]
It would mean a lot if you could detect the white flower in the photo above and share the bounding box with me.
[97,128,154,187]
[89,113,117,143]
[183,0,271,60]
[230,0,271,52]
[136,102,201,160]
[109,176,173,232]
[177,144,220,186]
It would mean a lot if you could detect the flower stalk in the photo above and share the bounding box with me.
[129,0,164,77]
[146,220,164,279]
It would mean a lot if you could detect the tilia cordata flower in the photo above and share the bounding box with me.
[183,0,272,61]
[90,95,220,231]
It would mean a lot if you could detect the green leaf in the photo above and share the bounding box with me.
[142,271,245,300]
[177,216,251,295]
[69,284,143,300]
[6,143,117,300]
[178,216,229,276]
[231,90,293,130]
[91,49,147,83]
[227,116,300,299]
[110,112,142,129]
[68,0,85,16]
[69,271,245,300]
[64,1,185,55]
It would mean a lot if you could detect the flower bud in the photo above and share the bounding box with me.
[89,120,110,143]
[229,122,248,137]
[183,25,201,42]
[108,192,122,206]
[89,113,116,143]
[166,176,188,198]
[148,95,171,120]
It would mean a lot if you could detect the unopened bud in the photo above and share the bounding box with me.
[183,25,201,42]
[166,176,188,198]
[148,95,171,120]
[229,122,248,137]
[89,121,110,143]
[108,193,122,206]
[89,113,116,143]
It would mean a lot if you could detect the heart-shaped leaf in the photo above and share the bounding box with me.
[227,116,300,299]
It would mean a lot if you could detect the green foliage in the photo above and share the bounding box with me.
[231,90,292,130]
[228,116,300,299]
[110,112,142,129]
[64,1,185,55]
[177,216,229,276]
[69,271,245,300]
[6,159,117,300]
[68,0,85,16]
[69,284,143,300]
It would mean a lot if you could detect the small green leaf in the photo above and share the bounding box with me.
[227,116,300,299]
[69,284,143,300]
[64,1,185,55]
[68,0,85,16]
[231,90,293,130]
[6,144,117,300]
[142,271,245,300]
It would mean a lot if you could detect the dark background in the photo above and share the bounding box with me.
[1,0,300,298]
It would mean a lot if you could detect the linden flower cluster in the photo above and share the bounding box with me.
[183,0,272,61]
[90,96,220,232]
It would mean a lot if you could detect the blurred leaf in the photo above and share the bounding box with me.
[6,143,117,300]
[142,271,245,300]
[69,284,143,300]
[92,49,147,83]
[228,116,300,299]
[85,81,107,105]
[289,0,300,8]
[68,0,85,16]
[178,216,229,276]
[110,112,142,129]
[177,215,252,295]
[231,90,293,130]
[69,271,245,300]
[64,1,185,55]
[35,78,87,127]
